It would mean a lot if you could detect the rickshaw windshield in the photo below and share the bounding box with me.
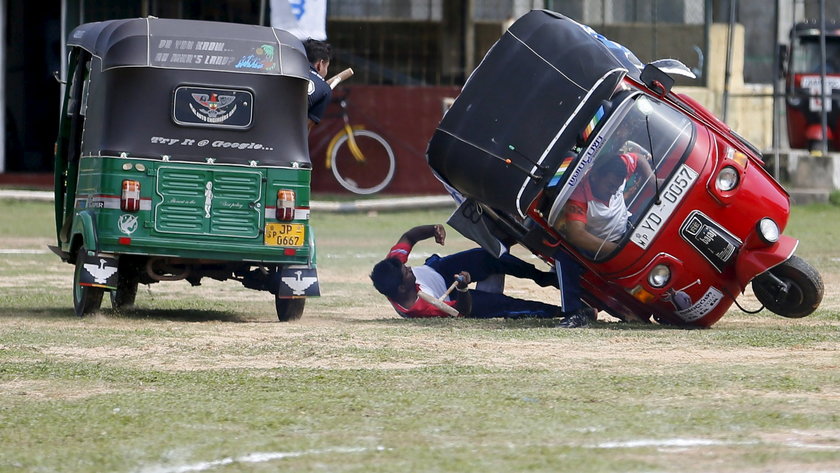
[791,36,840,74]
[550,93,695,260]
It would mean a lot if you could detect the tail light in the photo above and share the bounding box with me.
[276,189,295,221]
[121,180,141,212]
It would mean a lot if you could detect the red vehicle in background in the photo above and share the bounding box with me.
[427,10,824,328]
[782,19,840,152]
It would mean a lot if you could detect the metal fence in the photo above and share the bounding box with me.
[72,0,840,89]
[327,0,711,87]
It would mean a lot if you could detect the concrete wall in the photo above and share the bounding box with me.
[674,23,776,152]
[586,22,776,151]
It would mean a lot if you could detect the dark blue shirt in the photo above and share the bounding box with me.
[307,66,332,124]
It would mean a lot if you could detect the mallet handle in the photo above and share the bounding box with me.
[326,68,354,89]
[417,291,460,317]
[439,280,460,301]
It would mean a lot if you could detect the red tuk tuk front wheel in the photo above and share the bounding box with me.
[751,255,823,318]
[276,297,305,322]
[73,247,104,317]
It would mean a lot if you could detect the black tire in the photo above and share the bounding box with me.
[110,267,139,310]
[752,255,823,318]
[276,297,305,322]
[73,247,104,317]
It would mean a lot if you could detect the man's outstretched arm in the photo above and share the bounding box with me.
[396,224,446,247]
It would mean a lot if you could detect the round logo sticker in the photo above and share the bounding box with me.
[118,214,139,235]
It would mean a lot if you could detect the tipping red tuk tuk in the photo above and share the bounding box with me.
[427,10,823,328]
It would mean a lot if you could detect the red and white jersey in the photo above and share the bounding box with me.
[386,242,458,318]
[565,153,639,242]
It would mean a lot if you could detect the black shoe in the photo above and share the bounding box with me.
[557,307,597,328]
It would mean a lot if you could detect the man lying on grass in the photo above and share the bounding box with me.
[370,224,596,326]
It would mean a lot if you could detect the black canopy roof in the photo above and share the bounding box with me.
[68,17,309,79]
[793,19,840,37]
[67,18,312,168]
[427,10,627,217]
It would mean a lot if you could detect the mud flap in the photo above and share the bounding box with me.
[447,198,507,258]
[276,265,320,298]
[735,235,798,292]
[78,252,118,290]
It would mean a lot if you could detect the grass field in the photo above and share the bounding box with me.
[0,199,838,473]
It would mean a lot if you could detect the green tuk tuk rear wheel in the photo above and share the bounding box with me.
[276,297,305,322]
[110,269,139,310]
[73,246,104,317]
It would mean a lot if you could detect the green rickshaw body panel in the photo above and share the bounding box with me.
[53,18,319,307]
[71,157,313,263]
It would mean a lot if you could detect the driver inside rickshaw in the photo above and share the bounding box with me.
[555,151,653,258]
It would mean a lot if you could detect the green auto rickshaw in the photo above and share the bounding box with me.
[51,17,319,320]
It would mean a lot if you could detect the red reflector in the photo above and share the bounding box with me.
[276,189,295,221]
[118,237,132,245]
[121,180,141,212]
[284,248,296,256]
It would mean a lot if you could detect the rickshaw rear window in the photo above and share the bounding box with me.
[791,36,840,74]
[549,93,696,261]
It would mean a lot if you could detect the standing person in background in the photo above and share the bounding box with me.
[303,39,332,131]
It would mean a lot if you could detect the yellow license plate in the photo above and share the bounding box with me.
[264,223,305,247]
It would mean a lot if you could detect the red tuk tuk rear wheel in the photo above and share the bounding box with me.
[276,297,305,322]
[752,255,823,318]
[73,247,104,317]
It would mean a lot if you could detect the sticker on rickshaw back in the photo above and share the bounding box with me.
[151,38,280,73]
[173,86,253,128]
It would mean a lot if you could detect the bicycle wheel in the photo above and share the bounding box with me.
[330,129,396,194]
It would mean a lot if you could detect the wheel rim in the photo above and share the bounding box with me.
[776,278,805,311]
[752,255,822,318]
[331,130,395,194]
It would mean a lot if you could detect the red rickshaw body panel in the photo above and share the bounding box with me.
[555,116,785,326]
[428,10,809,327]
[564,83,797,327]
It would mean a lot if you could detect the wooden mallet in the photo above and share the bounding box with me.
[416,276,465,317]
[326,68,354,89]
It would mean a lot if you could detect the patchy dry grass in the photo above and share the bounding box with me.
[0,200,838,473]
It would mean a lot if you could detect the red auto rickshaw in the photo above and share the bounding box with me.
[427,10,823,328]
[782,19,840,152]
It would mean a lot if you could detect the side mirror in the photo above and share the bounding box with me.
[640,64,675,95]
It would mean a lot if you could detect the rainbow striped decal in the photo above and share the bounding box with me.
[547,105,605,187]
[548,156,574,187]
[581,105,606,141]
